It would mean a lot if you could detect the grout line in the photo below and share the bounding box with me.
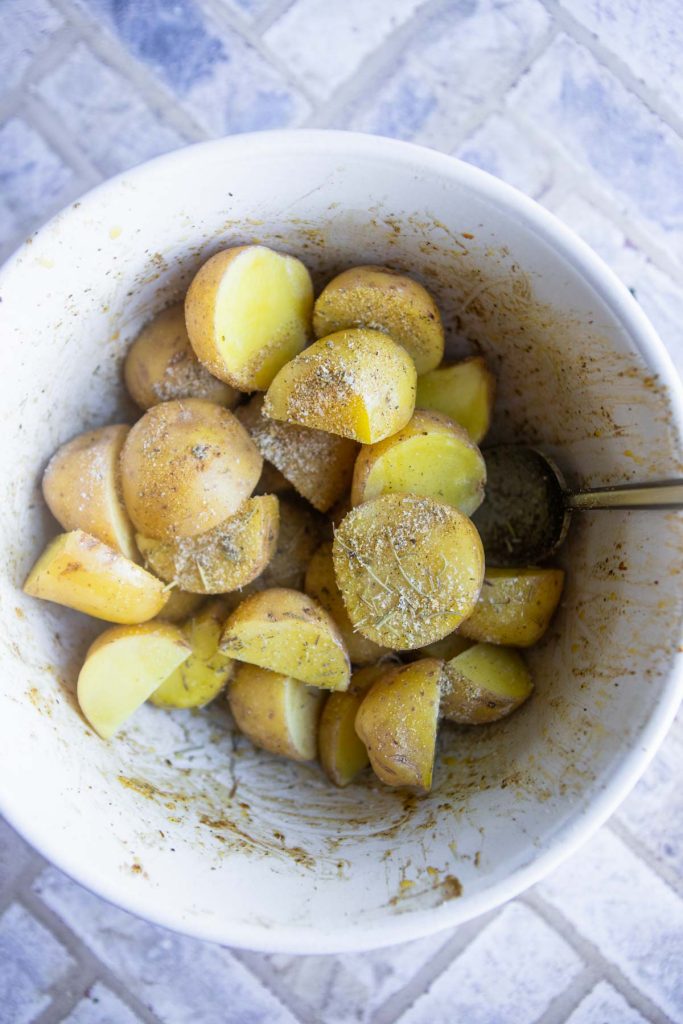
[21,94,102,185]
[233,950,318,1024]
[252,0,298,34]
[607,820,683,899]
[533,965,601,1024]
[0,858,45,917]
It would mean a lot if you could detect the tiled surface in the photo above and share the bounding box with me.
[1,1,682,1022]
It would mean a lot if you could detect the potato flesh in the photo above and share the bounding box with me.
[23,530,167,624]
[459,567,565,647]
[319,690,369,787]
[264,328,417,444]
[441,643,532,724]
[416,356,495,444]
[77,622,191,738]
[228,663,325,761]
[151,599,234,708]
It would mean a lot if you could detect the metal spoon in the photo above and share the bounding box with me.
[471,445,683,566]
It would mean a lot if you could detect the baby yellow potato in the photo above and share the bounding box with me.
[459,567,565,647]
[351,410,486,516]
[185,245,313,391]
[305,542,389,665]
[124,303,240,410]
[228,664,325,761]
[419,633,472,661]
[221,588,350,690]
[264,328,416,444]
[151,599,235,709]
[237,394,357,512]
[415,356,495,444]
[313,266,444,375]
[318,663,387,787]
[441,643,532,724]
[120,398,262,540]
[42,424,138,561]
[24,530,167,624]
[135,495,279,594]
[156,589,205,622]
[77,622,191,739]
[355,658,442,791]
[333,494,484,650]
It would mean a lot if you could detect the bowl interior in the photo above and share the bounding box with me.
[0,133,681,952]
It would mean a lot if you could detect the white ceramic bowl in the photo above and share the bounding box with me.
[1,130,681,954]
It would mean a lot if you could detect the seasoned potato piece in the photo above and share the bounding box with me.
[355,658,442,791]
[351,410,486,516]
[124,304,240,410]
[42,424,137,561]
[151,600,234,708]
[305,542,389,665]
[419,633,472,661]
[24,530,167,624]
[253,461,294,496]
[264,328,416,444]
[459,567,564,647]
[333,494,484,650]
[221,588,350,690]
[156,589,204,622]
[415,356,495,444]
[255,496,327,591]
[135,495,279,594]
[77,622,191,738]
[120,398,262,540]
[313,266,444,375]
[318,663,387,787]
[185,245,313,391]
[441,643,532,724]
[228,664,325,761]
[237,394,357,512]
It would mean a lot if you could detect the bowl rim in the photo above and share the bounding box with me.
[2,128,682,954]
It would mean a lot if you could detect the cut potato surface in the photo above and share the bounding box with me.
[151,599,234,708]
[120,398,262,540]
[185,245,313,391]
[333,494,484,650]
[221,588,350,690]
[156,589,204,622]
[441,643,532,724]
[136,495,279,594]
[313,266,444,375]
[459,567,564,647]
[24,530,167,624]
[319,663,388,786]
[416,356,495,444]
[77,622,191,738]
[229,663,325,761]
[124,303,240,409]
[42,424,138,561]
[351,409,486,516]
[264,328,416,444]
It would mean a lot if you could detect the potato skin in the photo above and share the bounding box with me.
[441,643,532,724]
[228,663,325,761]
[120,398,262,540]
[416,356,495,444]
[459,567,564,647]
[255,496,327,591]
[150,599,234,708]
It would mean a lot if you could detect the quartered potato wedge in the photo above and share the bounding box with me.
[441,643,533,724]
[228,663,325,761]
[459,567,564,647]
[415,356,495,444]
[151,599,234,709]
[318,663,387,787]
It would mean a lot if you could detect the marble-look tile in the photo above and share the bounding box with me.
[0,902,75,1024]
[0,0,63,92]
[0,117,75,245]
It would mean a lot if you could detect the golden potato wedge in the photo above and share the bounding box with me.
[441,643,532,724]
[24,530,167,624]
[264,328,416,444]
[415,356,495,444]
[313,266,444,375]
[124,303,240,409]
[318,663,388,787]
[135,495,279,594]
[332,494,484,650]
[156,589,205,622]
[305,542,389,665]
[419,633,472,661]
[237,394,357,512]
[221,588,350,690]
[185,245,313,391]
[351,410,486,516]
[355,658,442,791]
[151,599,234,708]
[254,496,327,591]
[42,424,138,561]
[228,663,325,761]
[459,567,564,647]
[120,398,262,540]
[253,460,294,496]
[77,622,191,738]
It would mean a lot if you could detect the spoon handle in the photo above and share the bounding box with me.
[567,480,683,511]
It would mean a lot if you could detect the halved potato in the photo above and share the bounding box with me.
[415,356,495,444]
[332,494,484,650]
[221,588,350,690]
[42,424,138,561]
[120,398,262,540]
[441,643,532,724]
[156,589,205,622]
[24,530,167,624]
[351,410,486,516]
[264,328,416,444]
[459,567,565,647]
[355,658,442,791]
[313,266,444,374]
[135,495,279,594]
[185,245,313,391]
[124,303,240,409]
[228,663,325,761]
[318,663,388,787]
[77,622,191,738]
[151,599,234,708]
